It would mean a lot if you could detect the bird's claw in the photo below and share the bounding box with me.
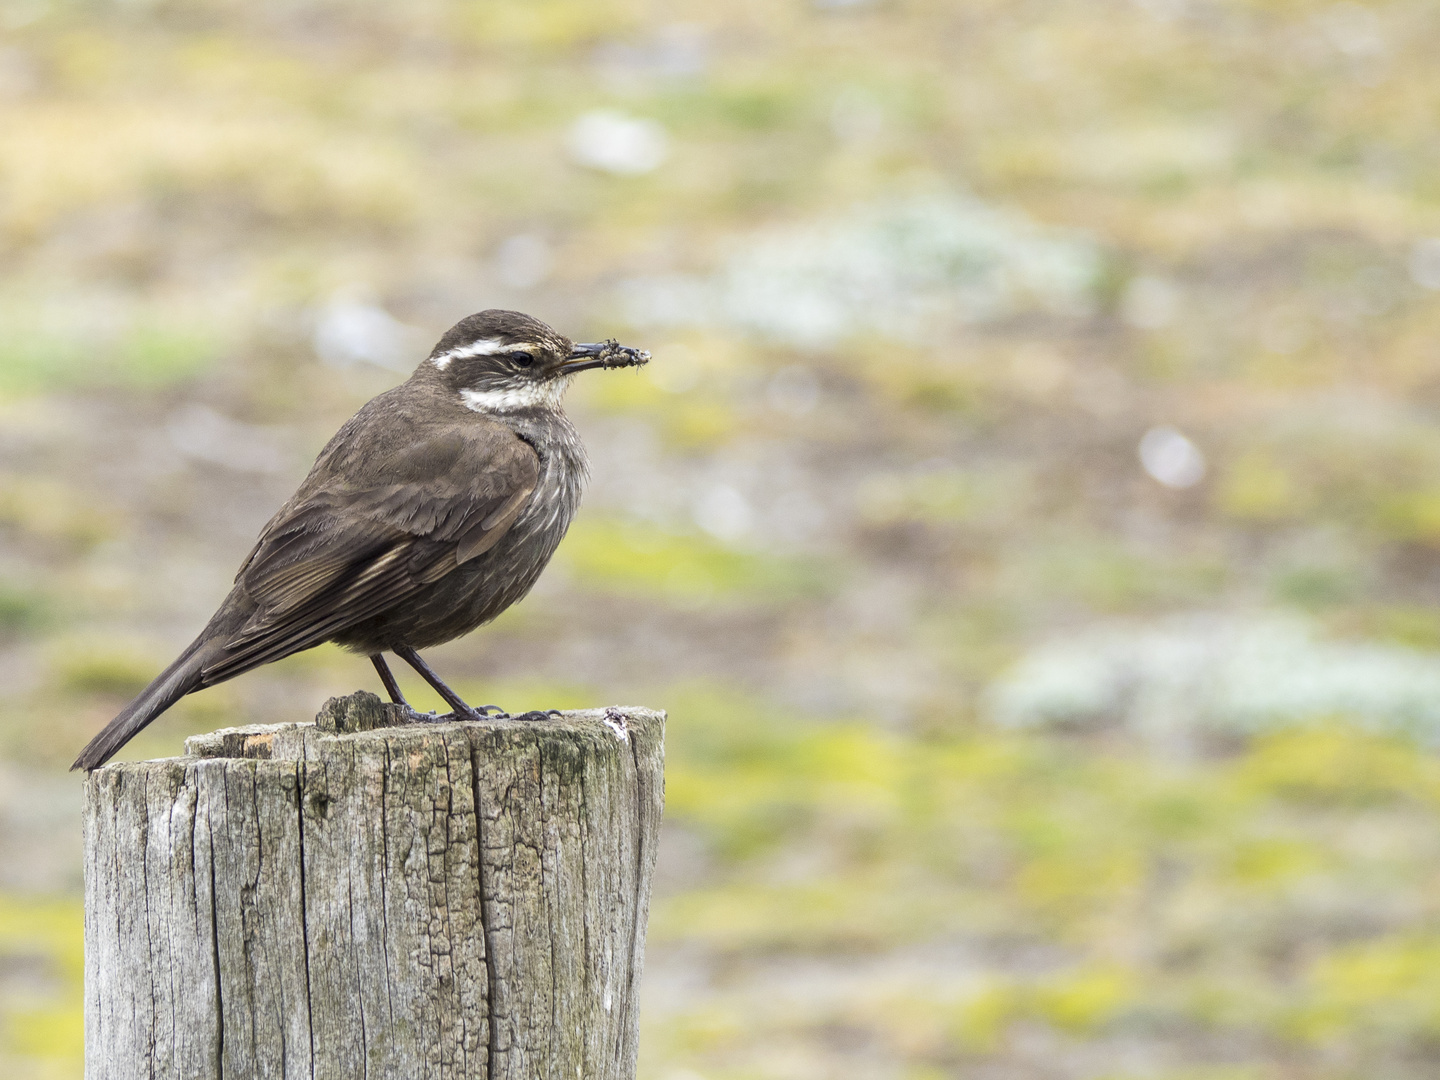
[510,709,564,722]
[420,705,508,720]
[400,704,563,724]
[401,705,507,723]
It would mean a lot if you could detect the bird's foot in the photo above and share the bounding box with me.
[444,703,510,720]
[398,705,562,723]
[468,705,564,722]
[398,705,503,723]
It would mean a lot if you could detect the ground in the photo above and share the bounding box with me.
[3,1,1440,1076]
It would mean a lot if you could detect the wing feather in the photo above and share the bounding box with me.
[458,483,535,563]
[207,416,540,678]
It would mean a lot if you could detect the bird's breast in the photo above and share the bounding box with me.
[503,414,587,563]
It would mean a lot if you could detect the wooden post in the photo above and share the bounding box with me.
[83,691,665,1080]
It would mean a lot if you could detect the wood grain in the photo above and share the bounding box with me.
[84,693,665,1080]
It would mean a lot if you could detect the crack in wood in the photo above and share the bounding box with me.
[84,695,664,1080]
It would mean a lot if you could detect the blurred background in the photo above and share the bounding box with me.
[4,0,1440,1076]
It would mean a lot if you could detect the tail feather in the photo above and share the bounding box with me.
[71,594,256,771]
[70,641,214,771]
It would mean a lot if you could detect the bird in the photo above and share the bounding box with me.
[72,309,649,771]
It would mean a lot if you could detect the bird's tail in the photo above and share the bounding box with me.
[70,641,212,771]
[71,599,250,772]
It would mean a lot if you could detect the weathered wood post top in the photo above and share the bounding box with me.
[83,691,665,1080]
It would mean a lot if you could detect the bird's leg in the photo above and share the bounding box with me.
[392,644,507,719]
[370,654,409,707]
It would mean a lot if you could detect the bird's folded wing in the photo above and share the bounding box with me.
[204,424,539,679]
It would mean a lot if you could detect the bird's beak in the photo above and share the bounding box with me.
[555,340,650,375]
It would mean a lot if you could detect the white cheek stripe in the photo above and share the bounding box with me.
[432,338,509,371]
[459,375,571,414]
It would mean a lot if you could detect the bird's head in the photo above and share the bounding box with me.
[423,309,649,413]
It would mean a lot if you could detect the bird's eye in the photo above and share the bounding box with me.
[509,351,536,368]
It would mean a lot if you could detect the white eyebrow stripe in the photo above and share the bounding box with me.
[431,337,512,371]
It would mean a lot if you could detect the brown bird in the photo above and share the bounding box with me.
[73,309,648,771]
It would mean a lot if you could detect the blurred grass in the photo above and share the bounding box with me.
[0,479,113,551]
[9,705,1440,1078]
[0,896,83,1079]
[559,517,831,605]
[0,325,220,396]
[640,699,1440,1077]
[2,0,1440,1077]
[0,585,52,636]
